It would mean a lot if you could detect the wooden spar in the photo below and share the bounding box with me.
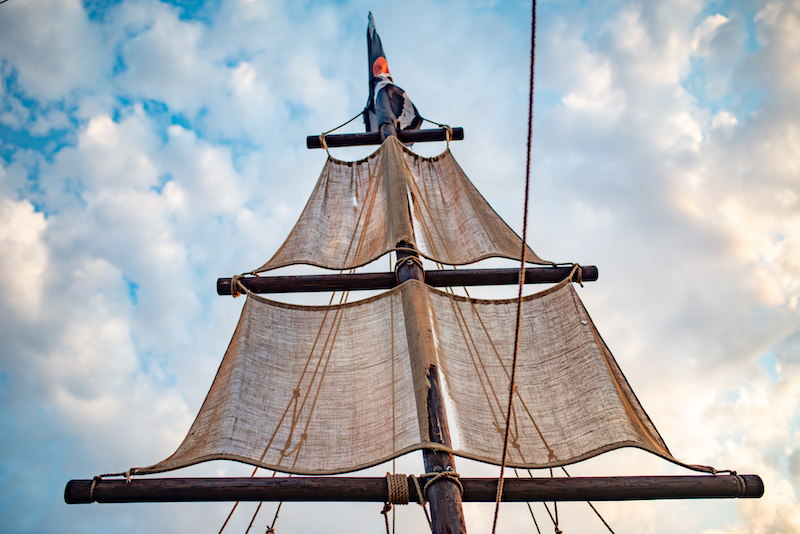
[389,134,468,534]
[65,475,765,504]
[307,127,464,149]
[217,265,598,295]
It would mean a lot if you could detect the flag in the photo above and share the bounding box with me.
[364,13,422,133]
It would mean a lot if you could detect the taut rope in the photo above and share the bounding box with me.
[492,1,537,533]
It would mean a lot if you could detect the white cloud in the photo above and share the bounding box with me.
[692,13,730,53]
[0,0,109,100]
[0,199,48,318]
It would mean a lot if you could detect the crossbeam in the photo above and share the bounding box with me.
[217,265,598,295]
[65,475,763,504]
[306,127,464,149]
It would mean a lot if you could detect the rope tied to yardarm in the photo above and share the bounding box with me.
[318,110,364,157]
[421,470,463,500]
[420,116,454,150]
[381,473,410,534]
[709,468,747,497]
[385,472,410,505]
[88,470,133,503]
[393,255,424,275]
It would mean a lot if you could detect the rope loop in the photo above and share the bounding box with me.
[319,134,331,157]
[393,255,424,275]
[89,476,101,503]
[231,274,244,298]
[88,470,134,503]
[420,471,464,500]
[711,469,747,496]
[568,264,583,287]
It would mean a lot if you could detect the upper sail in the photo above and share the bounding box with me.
[258,137,549,272]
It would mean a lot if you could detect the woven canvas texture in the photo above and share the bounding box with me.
[257,137,547,272]
[138,280,674,475]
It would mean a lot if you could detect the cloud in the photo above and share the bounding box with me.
[0,199,48,318]
[0,0,109,101]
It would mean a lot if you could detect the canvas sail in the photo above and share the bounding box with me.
[137,278,679,476]
[257,136,547,272]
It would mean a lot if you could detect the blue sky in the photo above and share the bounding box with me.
[1,0,799,532]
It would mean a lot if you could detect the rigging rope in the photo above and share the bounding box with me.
[492,1,537,533]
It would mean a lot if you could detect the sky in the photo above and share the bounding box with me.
[1,0,799,532]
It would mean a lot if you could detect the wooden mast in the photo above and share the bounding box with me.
[382,123,467,534]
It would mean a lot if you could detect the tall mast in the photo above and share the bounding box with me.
[383,126,467,534]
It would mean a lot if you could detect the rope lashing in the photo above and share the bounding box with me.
[89,476,100,503]
[317,109,364,157]
[319,133,331,157]
[230,274,244,298]
[393,255,424,275]
[570,263,583,287]
[386,472,463,505]
[421,471,463,500]
[711,469,747,497]
[420,116,454,150]
[385,472,410,504]
[87,470,133,503]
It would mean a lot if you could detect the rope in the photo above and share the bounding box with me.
[87,471,133,503]
[318,110,365,157]
[421,471,463,500]
[710,469,747,496]
[560,466,615,533]
[571,263,583,287]
[393,255,424,274]
[385,473,410,504]
[420,116,454,150]
[493,1,536,533]
[409,475,433,529]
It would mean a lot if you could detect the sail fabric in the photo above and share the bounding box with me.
[257,137,548,273]
[364,13,422,132]
[136,279,678,476]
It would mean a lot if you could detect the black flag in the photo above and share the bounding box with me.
[364,13,422,133]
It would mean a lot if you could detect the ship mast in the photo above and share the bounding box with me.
[379,121,468,534]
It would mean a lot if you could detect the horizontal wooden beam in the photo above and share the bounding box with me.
[65,474,763,504]
[217,265,598,295]
[307,127,464,149]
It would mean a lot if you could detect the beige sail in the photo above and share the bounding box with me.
[257,136,548,272]
[136,279,681,476]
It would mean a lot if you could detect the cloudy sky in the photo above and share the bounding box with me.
[1,0,799,532]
